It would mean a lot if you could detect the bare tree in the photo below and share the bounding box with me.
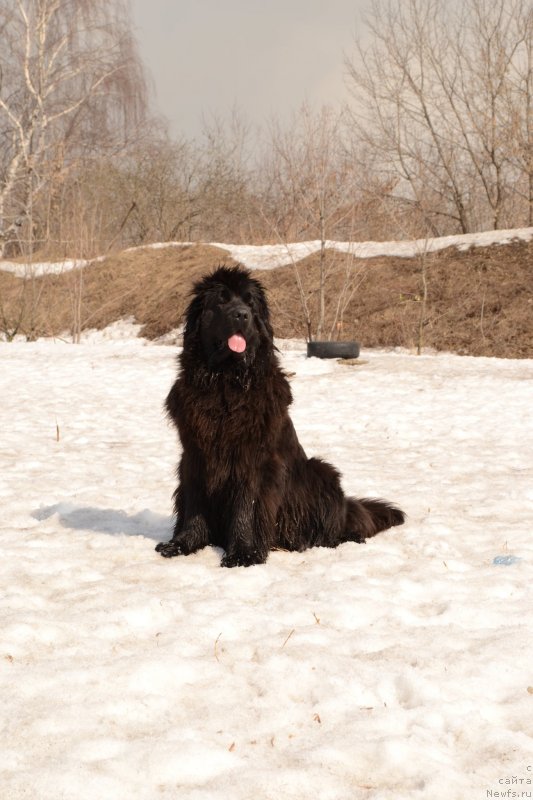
[195,109,257,242]
[0,0,148,256]
[346,0,533,234]
[508,2,533,225]
[264,104,360,340]
[96,134,201,247]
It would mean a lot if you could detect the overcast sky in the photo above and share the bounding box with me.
[130,0,370,141]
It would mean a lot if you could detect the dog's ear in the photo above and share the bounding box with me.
[252,283,274,342]
[183,293,204,343]
[257,312,274,343]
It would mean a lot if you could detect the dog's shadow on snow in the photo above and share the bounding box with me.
[32,503,172,542]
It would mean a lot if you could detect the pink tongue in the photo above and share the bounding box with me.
[228,333,246,353]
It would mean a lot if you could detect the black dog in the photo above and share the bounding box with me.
[156,266,404,567]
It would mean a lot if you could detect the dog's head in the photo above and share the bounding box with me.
[183,266,273,371]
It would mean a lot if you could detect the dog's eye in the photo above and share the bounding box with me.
[218,289,231,304]
[243,291,253,305]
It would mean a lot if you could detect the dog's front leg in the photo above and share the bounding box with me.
[221,493,269,568]
[156,513,210,558]
[156,482,210,558]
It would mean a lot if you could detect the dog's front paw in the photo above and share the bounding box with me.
[155,539,186,558]
[221,549,267,568]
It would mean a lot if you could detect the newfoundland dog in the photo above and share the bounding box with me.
[156,265,404,567]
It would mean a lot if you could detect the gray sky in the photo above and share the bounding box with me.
[130,0,369,140]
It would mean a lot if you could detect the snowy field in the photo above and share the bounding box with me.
[1,330,532,800]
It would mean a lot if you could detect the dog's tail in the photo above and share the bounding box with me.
[345,497,405,543]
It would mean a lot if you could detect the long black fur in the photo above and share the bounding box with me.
[156,265,404,567]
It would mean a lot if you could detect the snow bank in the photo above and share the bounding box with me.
[214,227,533,269]
[2,226,532,276]
[0,255,105,277]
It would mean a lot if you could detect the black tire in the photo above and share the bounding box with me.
[307,341,360,359]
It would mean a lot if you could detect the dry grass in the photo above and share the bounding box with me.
[258,240,533,358]
[1,239,532,357]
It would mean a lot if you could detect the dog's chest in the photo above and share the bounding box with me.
[183,382,270,451]
[190,387,271,490]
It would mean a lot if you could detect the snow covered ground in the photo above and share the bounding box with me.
[2,226,532,276]
[1,331,532,799]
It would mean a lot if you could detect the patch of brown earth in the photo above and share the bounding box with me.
[1,239,531,357]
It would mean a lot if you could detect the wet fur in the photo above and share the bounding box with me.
[156,265,404,567]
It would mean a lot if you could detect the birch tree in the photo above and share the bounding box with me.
[0,0,147,256]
